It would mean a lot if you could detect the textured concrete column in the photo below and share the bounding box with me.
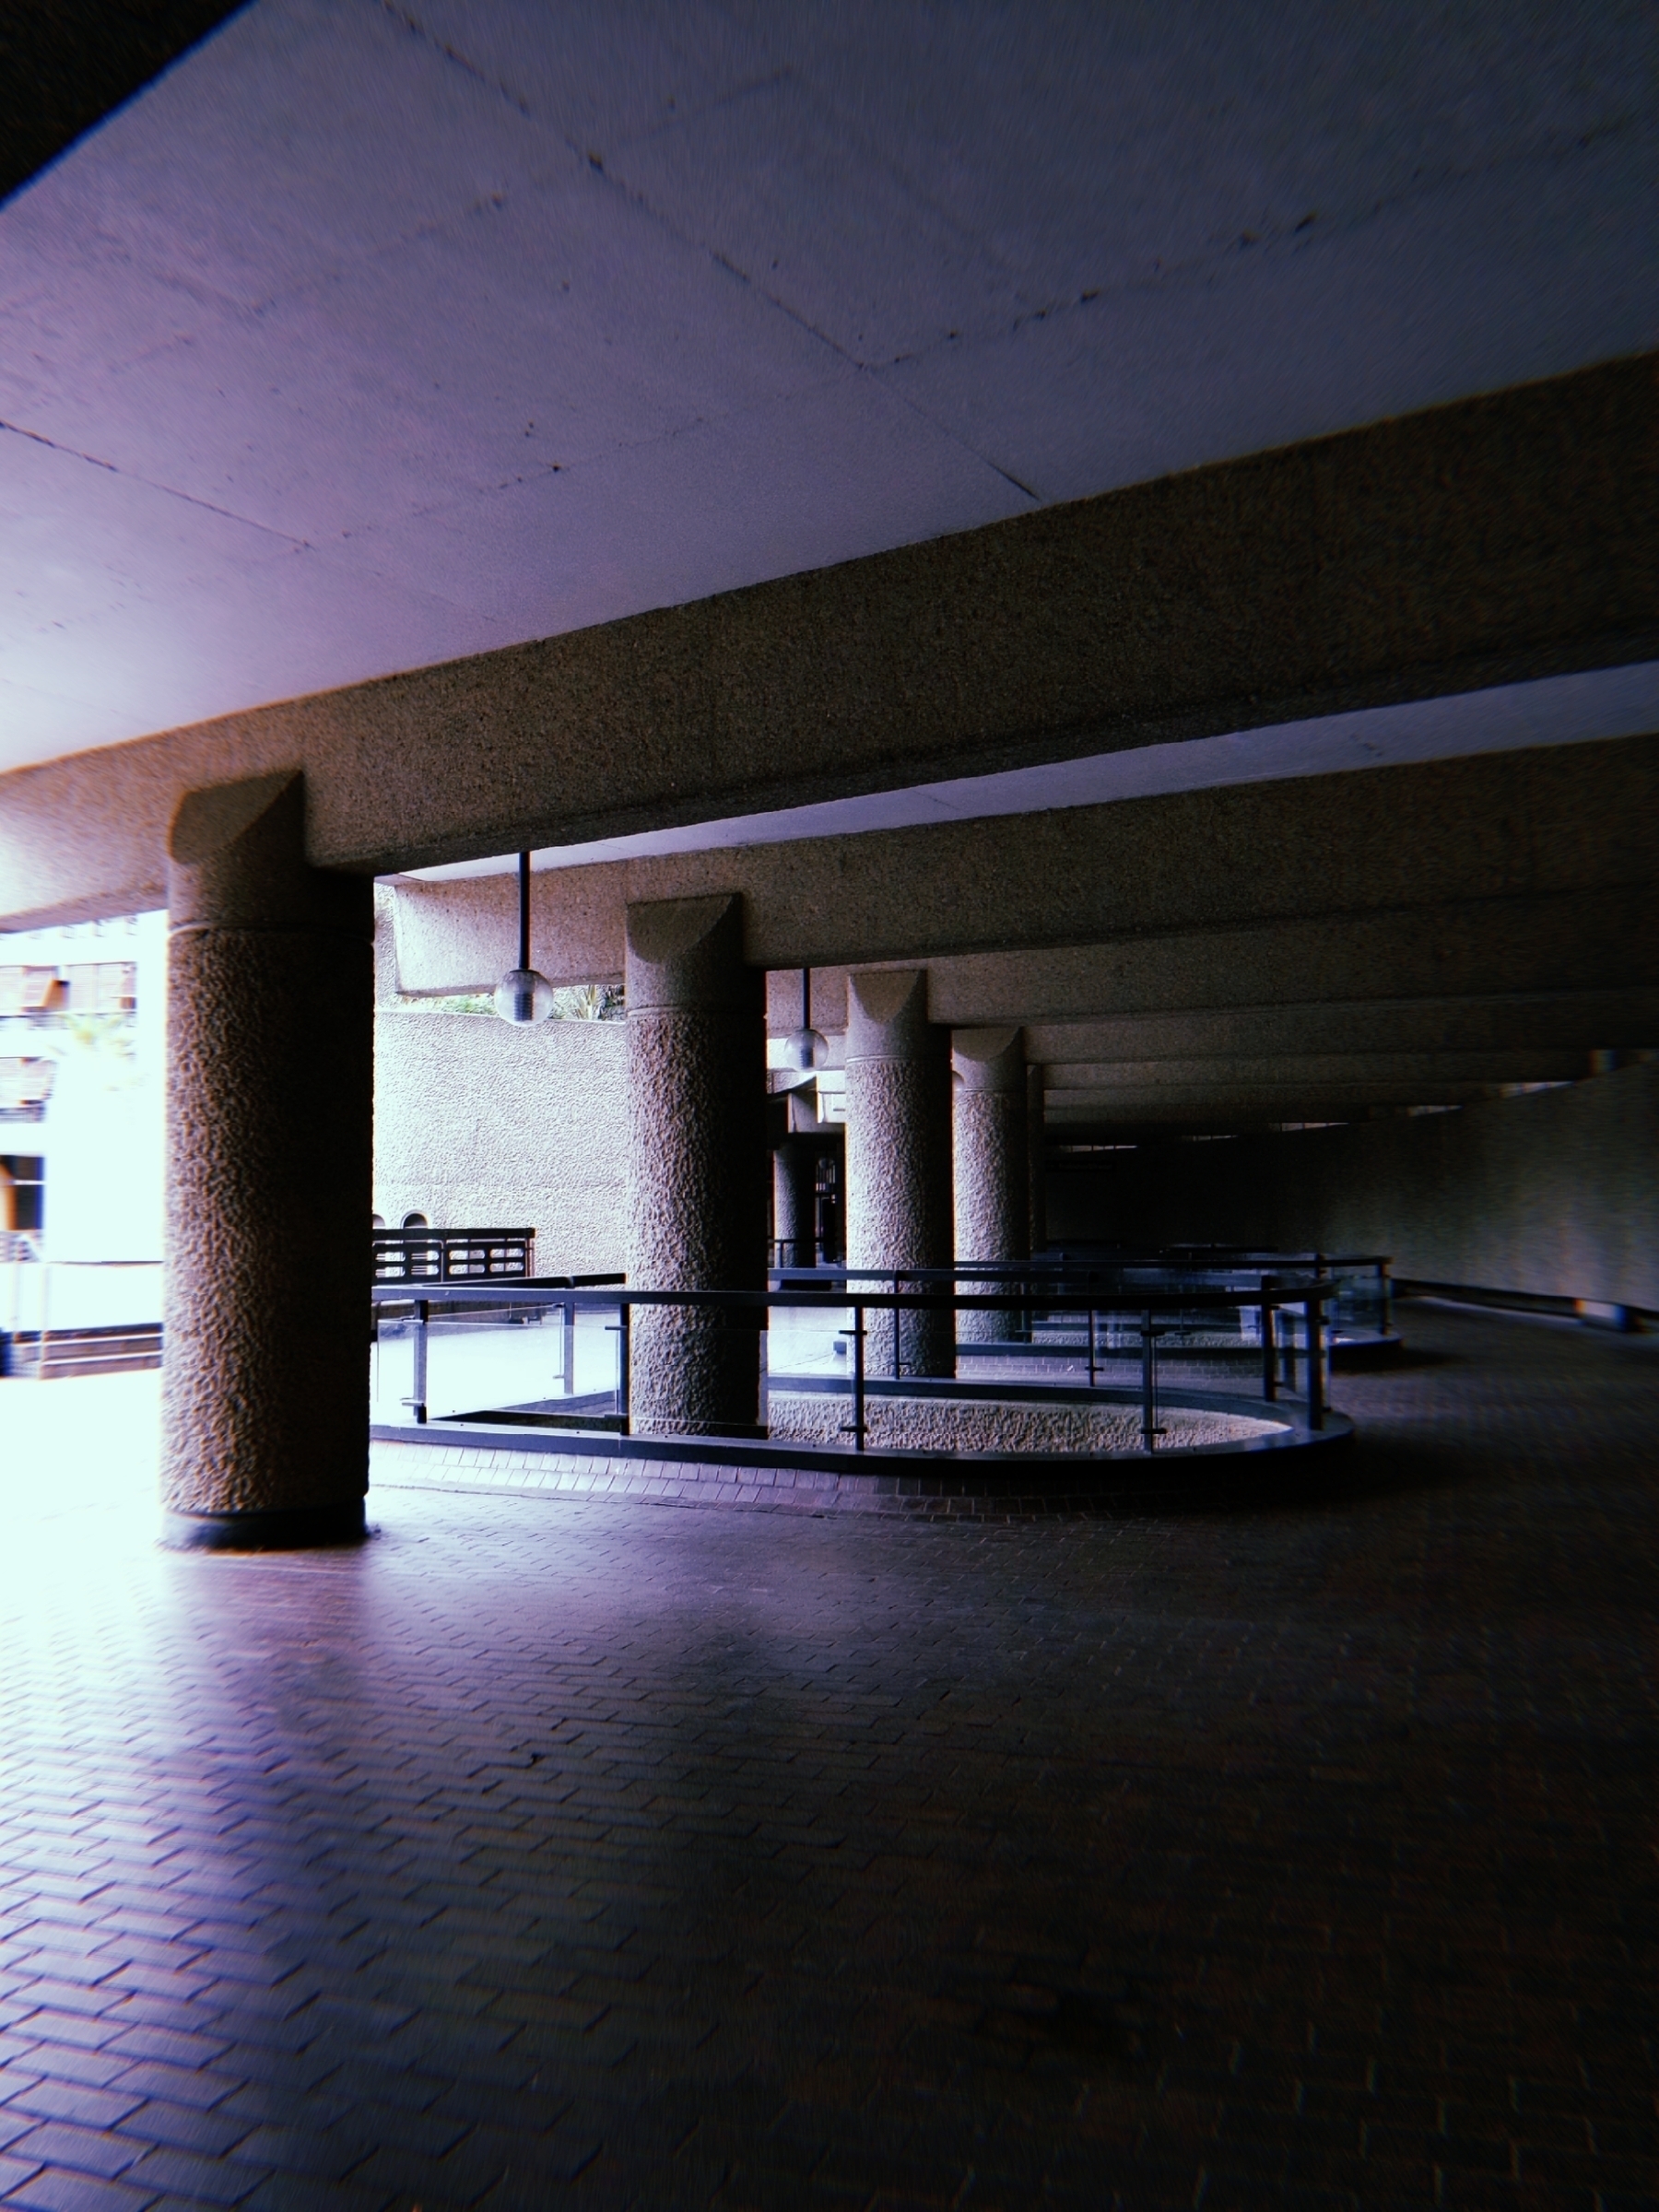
[845,971,953,1377]
[953,1028,1030,1343]
[626,895,766,1435]
[772,1137,818,1268]
[162,772,372,1547]
[1028,1063,1049,1255]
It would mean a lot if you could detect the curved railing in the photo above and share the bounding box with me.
[370,1271,1341,1456]
[771,1253,1394,1347]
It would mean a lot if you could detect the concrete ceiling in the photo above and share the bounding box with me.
[3,0,1653,773]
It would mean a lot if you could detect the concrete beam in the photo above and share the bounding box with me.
[403,890,1654,1034]
[1041,1053,1590,1093]
[920,888,1657,1030]
[387,738,1657,1019]
[1022,992,1659,1065]
[2,356,1655,930]
[770,983,1659,1060]
[1044,1085,1540,1127]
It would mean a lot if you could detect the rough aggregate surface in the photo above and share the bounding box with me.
[627,1004,766,1436]
[953,1088,1029,1345]
[163,926,371,1517]
[766,1390,1281,1453]
[844,1057,954,1379]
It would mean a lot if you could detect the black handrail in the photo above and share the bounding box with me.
[771,1253,1392,1348]
[371,1276,1338,1450]
[371,1280,1335,1312]
[771,1253,1389,1273]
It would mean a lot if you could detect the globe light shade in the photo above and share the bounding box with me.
[784,1024,829,1071]
[495,967,555,1024]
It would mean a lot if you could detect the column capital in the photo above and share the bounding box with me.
[624,892,749,1011]
[952,1027,1025,1092]
[847,969,941,1062]
[168,771,371,937]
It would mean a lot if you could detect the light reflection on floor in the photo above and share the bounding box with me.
[0,1369,162,1550]
[0,1314,1654,2202]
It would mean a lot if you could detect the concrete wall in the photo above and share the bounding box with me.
[373,1013,627,1275]
[1048,1061,1659,1311]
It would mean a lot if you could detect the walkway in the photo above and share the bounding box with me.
[0,1304,1654,2209]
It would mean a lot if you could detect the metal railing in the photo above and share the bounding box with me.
[371,1228,536,1283]
[1155,1251,1394,1341]
[371,1272,1338,1454]
[1,1257,164,1378]
[772,1253,1393,1348]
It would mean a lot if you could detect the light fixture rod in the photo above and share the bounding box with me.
[801,966,810,1031]
[518,852,531,973]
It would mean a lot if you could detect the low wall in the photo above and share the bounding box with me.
[374,1013,627,1276]
[1048,1062,1659,1312]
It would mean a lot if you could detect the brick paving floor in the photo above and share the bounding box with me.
[0,1300,1654,2211]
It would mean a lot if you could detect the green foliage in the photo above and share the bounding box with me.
[404,992,496,1015]
[550,983,626,1021]
[394,984,625,1020]
[59,1010,140,1087]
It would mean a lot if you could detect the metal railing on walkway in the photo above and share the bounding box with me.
[0,1257,164,1377]
[371,1271,1339,1453]
[771,1252,1393,1348]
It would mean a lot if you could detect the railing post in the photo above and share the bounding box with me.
[855,1300,866,1452]
[411,1298,429,1425]
[617,1298,631,1434]
[1261,1277,1277,1403]
[1088,1302,1097,1388]
[563,1300,576,1395]
[1306,1294,1324,1431]
[759,1301,770,1430]
[1140,1307,1157,1453]
[840,1302,867,1452]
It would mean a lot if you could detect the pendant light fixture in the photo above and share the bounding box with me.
[495,852,555,1023]
[783,966,828,1070]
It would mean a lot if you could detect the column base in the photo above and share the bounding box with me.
[162,1501,368,1551]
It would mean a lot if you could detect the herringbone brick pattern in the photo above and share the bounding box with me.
[0,1302,1654,2209]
